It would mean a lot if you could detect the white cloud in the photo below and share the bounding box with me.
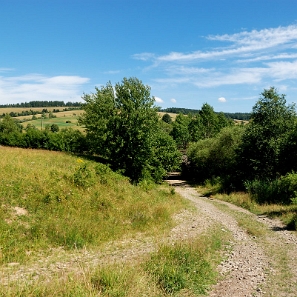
[218,97,226,103]
[170,98,177,103]
[132,52,155,61]
[0,74,90,104]
[133,24,297,92]
[154,96,163,103]
[134,25,297,64]
[104,70,121,74]
[0,68,14,72]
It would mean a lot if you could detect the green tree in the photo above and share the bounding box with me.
[237,87,296,180]
[161,113,172,124]
[170,114,191,149]
[0,114,22,134]
[50,124,59,133]
[199,103,219,139]
[79,77,179,182]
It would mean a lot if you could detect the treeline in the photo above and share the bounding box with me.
[161,104,234,149]
[0,101,81,108]
[1,80,296,213]
[161,107,251,120]
[0,114,86,153]
[1,107,80,119]
[183,87,297,209]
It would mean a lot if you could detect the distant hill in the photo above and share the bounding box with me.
[160,107,251,121]
[0,101,81,108]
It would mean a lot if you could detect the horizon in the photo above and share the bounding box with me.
[1,0,297,113]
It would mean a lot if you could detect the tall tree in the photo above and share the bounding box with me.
[79,77,180,182]
[237,87,296,180]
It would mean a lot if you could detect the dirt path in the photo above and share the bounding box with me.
[167,175,297,297]
[1,177,297,296]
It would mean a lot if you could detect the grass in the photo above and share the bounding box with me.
[0,146,188,265]
[196,185,297,230]
[144,227,230,296]
[0,227,231,297]
[0,146,234,296]
[21,110,85,131]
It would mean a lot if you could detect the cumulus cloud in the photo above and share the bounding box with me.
[0,74,90,104]
[218,97,227,103]
[154,96,163,103]
[170,98,177,103]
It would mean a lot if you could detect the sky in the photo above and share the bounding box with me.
[1,0,297,113]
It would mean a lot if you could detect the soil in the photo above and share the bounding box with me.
[1,174,297,296]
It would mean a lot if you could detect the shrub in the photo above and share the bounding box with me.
[245,172,297,204]
[185,125,245,189]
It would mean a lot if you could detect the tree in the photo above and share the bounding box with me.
[170,114,191,149]
[161,113,172,124]
[0,114,22,134]
[199,103,220,139]
[50,124,59,133]
[237,87,296,180]
[79,77,180,183]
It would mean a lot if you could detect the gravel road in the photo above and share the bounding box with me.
[168,176,297,297]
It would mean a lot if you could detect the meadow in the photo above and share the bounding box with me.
[0,146,230,296]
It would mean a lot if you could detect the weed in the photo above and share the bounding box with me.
[145,229,229,295]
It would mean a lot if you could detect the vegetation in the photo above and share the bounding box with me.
[0,100,81,108]
[79,77,181,183]
[161,107,251,120]
[0,147,187,265]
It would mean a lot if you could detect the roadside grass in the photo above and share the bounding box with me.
[196,185,297,230]
[0,146,188,265]
[0,226,231,297]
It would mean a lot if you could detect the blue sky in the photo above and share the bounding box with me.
[1,0,297,112]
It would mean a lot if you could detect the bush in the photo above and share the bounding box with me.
[185,125,245,188]
[245,172,297,204]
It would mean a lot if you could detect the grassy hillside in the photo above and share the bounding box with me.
[0,147,187,265]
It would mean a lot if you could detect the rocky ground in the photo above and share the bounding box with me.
[1,176,297,296]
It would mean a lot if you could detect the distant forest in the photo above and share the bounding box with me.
[0,102,250,121]
[0,101,81,108]
[161,107,251,121]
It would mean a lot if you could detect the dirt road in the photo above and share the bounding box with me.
[167,176,297,297]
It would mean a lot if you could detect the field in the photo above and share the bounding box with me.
[0,146,230,296]
[23,110,85,131]
[1,107,179,131]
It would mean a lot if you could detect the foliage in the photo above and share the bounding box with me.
[185,125,245,188]
[0,114,22,134]
[170,104,233,148]
[245,172,297,205]
[161,113,172,124]
[170,113,191,149]
[80,77,180,183]
[50,123,59,132]
[236,87,296,181]
[0,116,86,153]
[0,147,187,264]
[145,229,227,295]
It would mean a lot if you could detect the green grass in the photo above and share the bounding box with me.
[197,185,297,230]
[0,227,231,297]
[144,227,230,296]
[23,113,85,131]
[0,146,187,265]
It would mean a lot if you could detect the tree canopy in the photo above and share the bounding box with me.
[79,77,180,183]
[237,87,296,180]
